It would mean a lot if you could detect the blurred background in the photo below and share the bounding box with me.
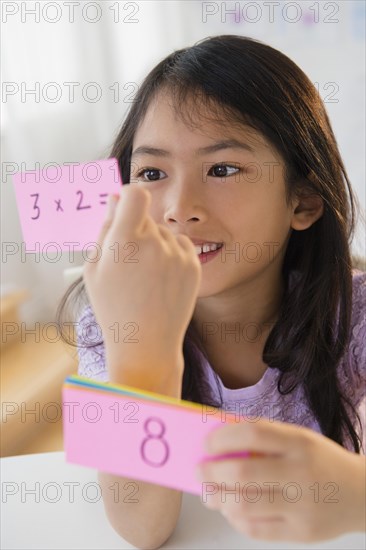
[1,0,365,456]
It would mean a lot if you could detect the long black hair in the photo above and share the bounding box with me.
[56,35,364,452]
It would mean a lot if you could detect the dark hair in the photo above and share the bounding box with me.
[56,35,364,452]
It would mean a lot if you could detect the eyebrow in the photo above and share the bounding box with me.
[131,139,255,159]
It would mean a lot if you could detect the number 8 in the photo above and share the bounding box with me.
[140,417,169,467]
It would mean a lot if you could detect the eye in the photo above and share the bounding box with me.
[134,168,167,182]
[208,164,240,178]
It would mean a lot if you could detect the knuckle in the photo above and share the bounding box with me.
[296,429,315,458]
[242,421,261,446]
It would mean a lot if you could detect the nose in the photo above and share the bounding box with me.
[163,179,208,227]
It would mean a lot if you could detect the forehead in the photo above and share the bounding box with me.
[133,89,271,152]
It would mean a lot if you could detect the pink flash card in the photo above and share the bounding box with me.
[62,375,251,496]
[12,158,122,251]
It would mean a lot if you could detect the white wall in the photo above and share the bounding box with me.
[1,0,365,322]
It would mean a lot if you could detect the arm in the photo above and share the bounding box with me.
[98,473,182,550]
[98,358,184,550]
[81,187,202,547]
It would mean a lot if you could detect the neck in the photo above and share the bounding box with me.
[192,265,284,344]
[190,265,285,389]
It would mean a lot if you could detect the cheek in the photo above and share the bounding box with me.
[255,209,291,239]
[227,210,292,271]
[232,211,287,245]
[237,189,292,241]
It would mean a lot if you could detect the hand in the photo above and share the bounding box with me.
[196,418,366,543]
[83,185,202,383]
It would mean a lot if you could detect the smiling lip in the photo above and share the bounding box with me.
[179,236,223,246]
[198,246,222,264]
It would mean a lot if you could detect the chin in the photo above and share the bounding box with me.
[196,277,229,299]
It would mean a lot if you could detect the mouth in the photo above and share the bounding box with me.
[194,243,223,256]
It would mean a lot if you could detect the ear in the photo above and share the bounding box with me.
[290,191,324,231]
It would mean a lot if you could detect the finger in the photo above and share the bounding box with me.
[227,514,288,542]
[202,495,289,539]
[204,485,303,518]
[108,184,151,239]
[204,418,312,457]
[239,516,291,542]
[206,493,287,517]
[198,456,291,486]
[93,193,119,250]
[155,225,181,249]
[175,233,200,256]
[155,226,198,258]
[235,494,302,519]
[220,499,286,522]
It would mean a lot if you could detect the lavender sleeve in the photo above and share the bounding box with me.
[338,269,366,407]
[76,305,109,382]
[74,271,365,400]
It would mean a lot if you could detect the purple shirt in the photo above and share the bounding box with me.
[76,269,366,453]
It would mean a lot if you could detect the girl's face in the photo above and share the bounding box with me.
[130,90,300,300]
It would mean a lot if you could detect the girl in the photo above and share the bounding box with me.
[57,35,365,548]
